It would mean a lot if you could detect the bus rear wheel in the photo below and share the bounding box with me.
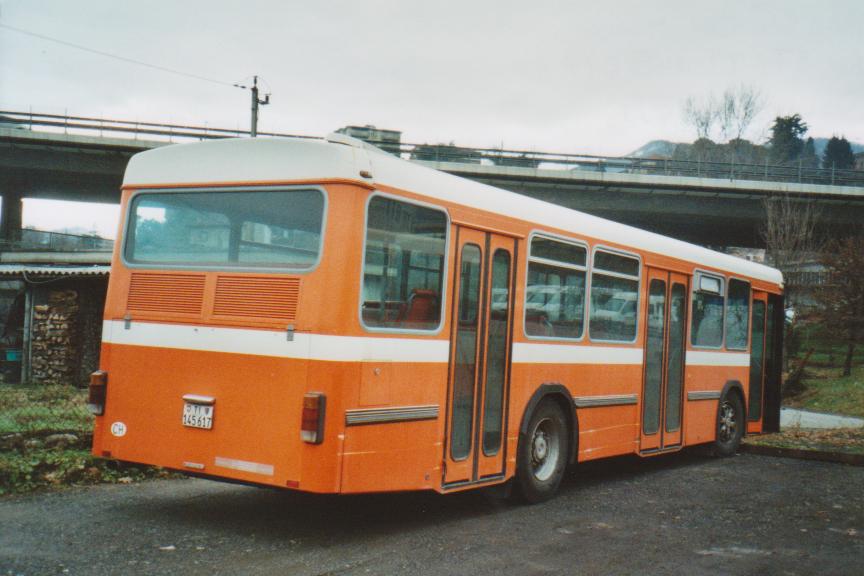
[515,399,568,503]
[713,392,744,457]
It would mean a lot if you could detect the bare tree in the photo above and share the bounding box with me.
[762,193,822,274]
[762,193,823,375]
[816,235,864,376]
[683,86,763,148]
[682,95,718,141]
[718,85,763,143]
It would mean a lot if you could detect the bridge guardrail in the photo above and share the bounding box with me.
[0,229,114,252]
[2,110,863,188]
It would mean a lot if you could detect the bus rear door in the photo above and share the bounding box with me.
[640,268,689,452]
[444,227,516,486]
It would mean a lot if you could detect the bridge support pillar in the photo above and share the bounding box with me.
[0,190,24,245]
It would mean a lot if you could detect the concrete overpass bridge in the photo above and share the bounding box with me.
[3,110,864,249]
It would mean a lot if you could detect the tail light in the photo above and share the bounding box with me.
[301,392,326,444]
[88,370,108,415]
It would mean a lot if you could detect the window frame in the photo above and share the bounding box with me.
[725,277,752,351]
[690,269,727,350]
[588,245,642,344]
[522,231,589,343]
[481,247,513,457]
[357,191,451,336]
[122,185,329,274]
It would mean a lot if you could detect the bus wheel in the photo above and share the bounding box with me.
[713,392,744,457]
[515,400,568,503]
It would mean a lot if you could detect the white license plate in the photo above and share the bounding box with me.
[182,402,214,429]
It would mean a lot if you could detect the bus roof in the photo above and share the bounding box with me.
[123,136,783,286]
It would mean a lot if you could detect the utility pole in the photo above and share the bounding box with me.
[249,76,270,137]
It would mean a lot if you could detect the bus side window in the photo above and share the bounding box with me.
[360,196,448,331]
[524,236,587,340]
[589,250,640,342]
[725,279,751,350]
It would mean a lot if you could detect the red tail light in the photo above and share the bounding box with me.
[301,392,326,444]
[88,370,108,415]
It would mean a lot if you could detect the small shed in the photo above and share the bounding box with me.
[0,264,109,385]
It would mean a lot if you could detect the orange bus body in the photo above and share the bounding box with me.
[91,135,783,496]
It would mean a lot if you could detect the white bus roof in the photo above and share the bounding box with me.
[123,136,783,286]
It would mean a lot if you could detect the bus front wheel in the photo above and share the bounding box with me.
[515,399,568,503]
[713,391,744,457]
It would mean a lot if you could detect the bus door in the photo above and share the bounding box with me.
[444,227,516,486]
[747,291,769,434]
[640,269,688,452]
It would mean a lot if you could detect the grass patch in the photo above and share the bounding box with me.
[746,427,864,456]
[0,384,92,435]
[0,448,180,496]
[784,364,864,418]
[785,320,864,418]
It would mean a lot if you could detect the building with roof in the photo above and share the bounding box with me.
[0,233,110,385]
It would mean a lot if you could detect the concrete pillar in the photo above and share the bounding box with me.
[0,190,23,245]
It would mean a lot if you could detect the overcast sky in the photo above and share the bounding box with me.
[1,0,863,235]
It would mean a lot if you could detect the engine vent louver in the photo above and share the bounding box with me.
[127,273,206,315]
[213,276,300,321]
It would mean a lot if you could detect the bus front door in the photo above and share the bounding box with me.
[747,291,769,434]
[444,227,516,486]
[640,269,688,452]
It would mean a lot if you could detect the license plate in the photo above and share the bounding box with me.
[182,402,214,429]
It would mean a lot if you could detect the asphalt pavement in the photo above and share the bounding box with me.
[1,451,862,576]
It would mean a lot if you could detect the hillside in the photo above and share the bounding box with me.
[628,138,864,160]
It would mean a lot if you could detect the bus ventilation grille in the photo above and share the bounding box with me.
[213,276,300,321]
[127,273,206,315]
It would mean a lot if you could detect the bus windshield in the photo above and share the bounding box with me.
[125,188,325,269]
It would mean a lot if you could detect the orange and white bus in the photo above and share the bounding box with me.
[90,133,783,502]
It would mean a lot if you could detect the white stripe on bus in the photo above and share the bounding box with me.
[103,321,752,367]
[685,351,751,367]
[102,320,450,363]
[511,343,644,365]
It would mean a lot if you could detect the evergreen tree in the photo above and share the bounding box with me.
[768,114,808,164]
[801,137,819,168]
[822,136,855,170]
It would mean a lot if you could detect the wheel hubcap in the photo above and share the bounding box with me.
[530,417,560,482]
[719,401,737,443]
[533,434,548,461]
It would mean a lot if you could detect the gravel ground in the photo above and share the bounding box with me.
[1,451,862,576]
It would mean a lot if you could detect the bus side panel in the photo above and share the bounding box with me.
[340,421,441,493]
[683,365,748,445]
[509,362,642,463]
[339,361,446,494]
[575,403,640,461]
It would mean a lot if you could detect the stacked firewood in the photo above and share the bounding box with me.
[76,288,105,386]
[31,290,80,384]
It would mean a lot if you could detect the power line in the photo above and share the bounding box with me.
[0,22,238,88]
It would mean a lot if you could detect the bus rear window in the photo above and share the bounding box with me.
[125,188,325,269]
